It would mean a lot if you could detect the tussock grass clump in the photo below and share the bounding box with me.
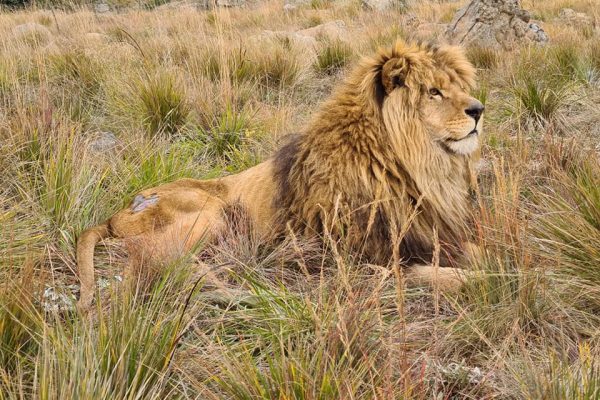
[314,40,354,74]
[136,72,191,137]
[550,43,592,83]
[184,249,429,399]
[532,142,600,287]
[48,51,102,92]
[251,43,303,89]
[47,51,105,121]
[509,75,569,128]
[450,161,549,350]
[11,123,109,241]
[201,46,254,84]
[310,0,332,10]
[304,14,324,28]
[121,143,200,199]
[200,43,302,90]
[0,263,199,399]
[0,263,40,377]
[467,46,500,70]
[367,26,406,51]
[589,41,600,71]
[190,106,261,166]
[522,345,600,400]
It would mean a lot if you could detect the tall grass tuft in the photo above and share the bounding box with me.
[314,40,353,75]
[510,76,568,127]
[550,43,589,83]
[522,345,600,400]
[1,262,200,399]
[0,261,40,378]
[589,41,600,72]
[121,143,199,200]
[467,46,500,70]
[532,141,600,287]
[198,106,256,161]
[12,122,109,244]
[136,73,190,137]
[252,43,302,90]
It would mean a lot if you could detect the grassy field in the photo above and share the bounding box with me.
[1,0,600,398]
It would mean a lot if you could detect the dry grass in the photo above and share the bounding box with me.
[1,0,600,398]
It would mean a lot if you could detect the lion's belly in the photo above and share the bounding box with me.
[219,160,279,239]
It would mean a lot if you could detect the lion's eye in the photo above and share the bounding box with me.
[429,88,442,97]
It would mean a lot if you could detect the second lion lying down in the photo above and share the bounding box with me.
[77,41,484,309]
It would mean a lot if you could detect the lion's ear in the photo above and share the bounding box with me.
[381,57,410,95]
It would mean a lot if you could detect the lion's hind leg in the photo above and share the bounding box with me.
[117,190,227,299]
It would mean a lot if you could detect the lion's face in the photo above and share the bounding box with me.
[420,78,484,156]
[377,43,483,157]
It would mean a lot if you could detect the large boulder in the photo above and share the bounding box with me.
[296,20,347,42]
[13,23,52,47]
[558,8,594,29]
[445,0,548,49]
[254,30,318,59]
[362,0,405,12]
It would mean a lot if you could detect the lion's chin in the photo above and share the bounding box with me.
[445,132,479,155]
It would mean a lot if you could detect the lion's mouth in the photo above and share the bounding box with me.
[446,129,478,142]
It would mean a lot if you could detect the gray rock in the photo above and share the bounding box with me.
[215,0,244,6]
[197,0,245,8]
[42,285,77,312]
[13,23,52,46]
[94,2,110,13]
[362,0,405,12]
[528,23,548,42]
[252,30,319,62]
[297,20,347,42]
[88,131,121,154]
[558,8,593,29]
[282,0,310,10]
[155,0,198,10]
[446,0,548,49]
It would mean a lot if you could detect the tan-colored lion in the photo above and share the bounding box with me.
[77,41,484,309]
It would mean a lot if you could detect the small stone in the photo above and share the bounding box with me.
[94,2,110,13]
[88,131,121,154]
[362,0,405,12]
[215,0,244,7]
[283,0,309,9]
[527,22,548,43]
[42,285,77,312]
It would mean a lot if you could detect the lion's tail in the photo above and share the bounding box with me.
[76,222,110,311]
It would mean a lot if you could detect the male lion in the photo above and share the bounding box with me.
[77,41,484,309]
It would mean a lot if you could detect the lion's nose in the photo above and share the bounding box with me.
[465,101,485,123]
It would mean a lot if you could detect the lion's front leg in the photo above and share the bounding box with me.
[404,264,468,293]
[404,241,481,292]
